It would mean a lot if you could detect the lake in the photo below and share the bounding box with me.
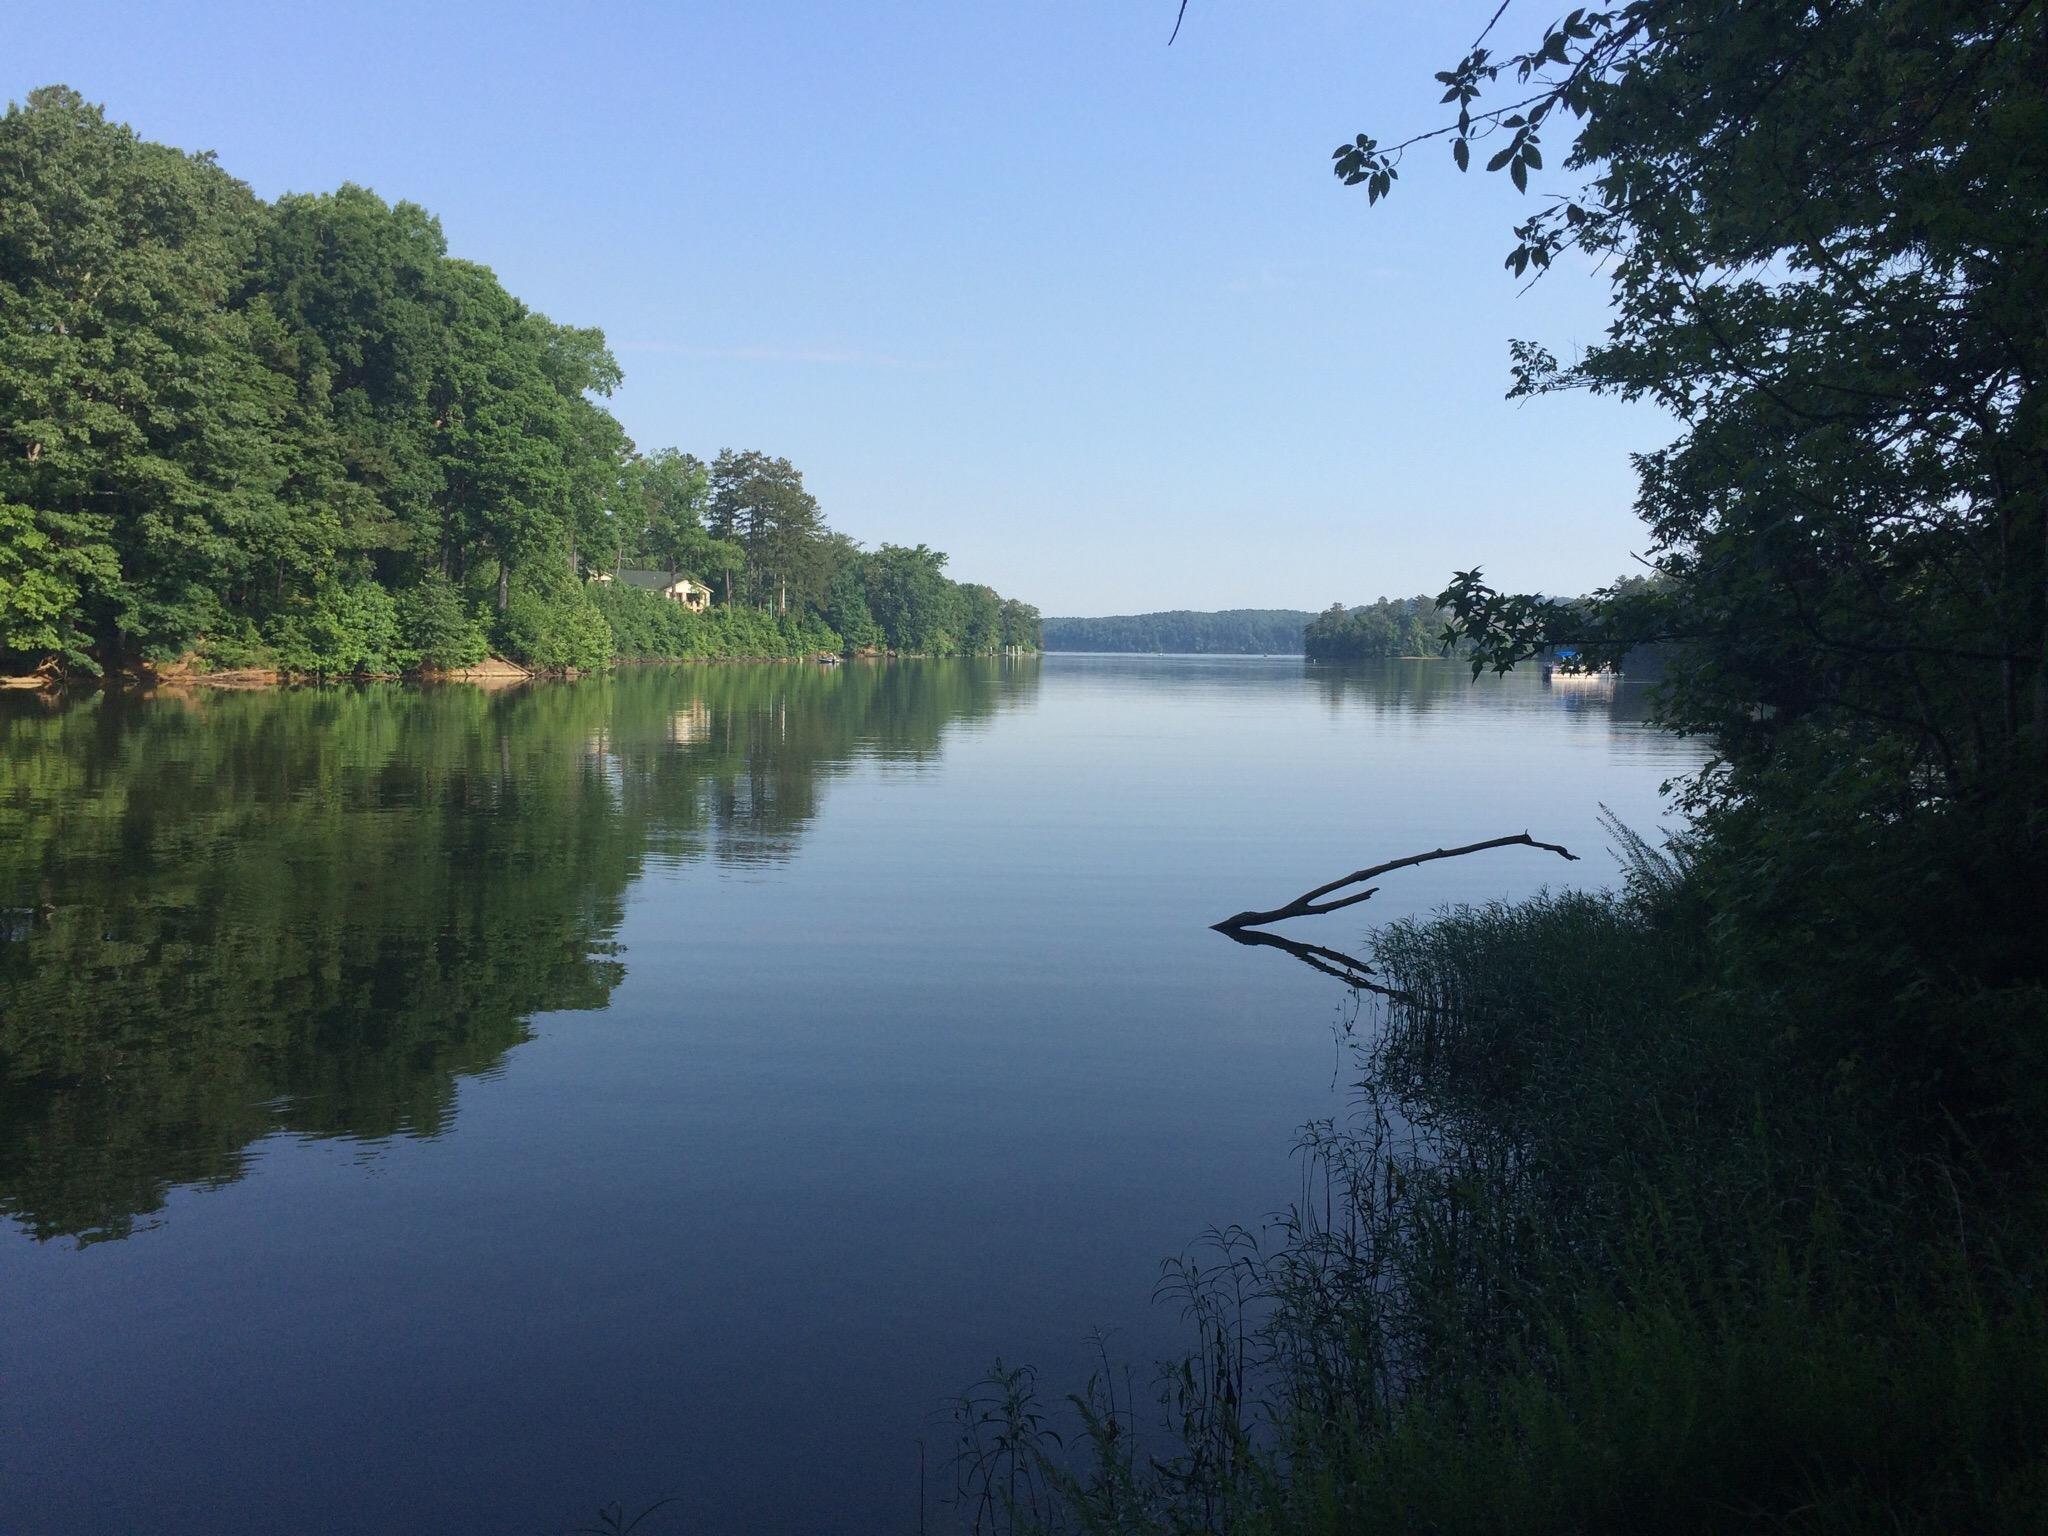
[0,656,1703,1535]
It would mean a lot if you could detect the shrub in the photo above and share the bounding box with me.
[397,572,488,671]
[586,582,841,661]
[494,570,612,673]
[264,577,408,677]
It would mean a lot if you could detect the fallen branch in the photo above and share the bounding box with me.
[1211,832,1578,932]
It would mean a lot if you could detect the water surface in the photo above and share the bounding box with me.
[0,656,1701,1534]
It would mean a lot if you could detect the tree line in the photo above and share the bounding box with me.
[1300,595,1452,661]
[1040,609,1315,654]
[0,88,1039,677]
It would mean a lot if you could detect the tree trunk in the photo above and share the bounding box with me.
[497,559,509,614]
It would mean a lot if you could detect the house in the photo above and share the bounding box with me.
[615,569,713,611]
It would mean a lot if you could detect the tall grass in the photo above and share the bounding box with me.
[950,847,2048,1534]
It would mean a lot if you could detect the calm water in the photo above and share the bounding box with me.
[0,657,1701,1535]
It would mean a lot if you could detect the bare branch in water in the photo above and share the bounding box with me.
[1212,833,1577,932]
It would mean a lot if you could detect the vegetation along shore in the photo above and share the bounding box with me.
[0,88,1039,687]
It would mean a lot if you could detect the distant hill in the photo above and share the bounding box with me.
[1041,610,1314,654]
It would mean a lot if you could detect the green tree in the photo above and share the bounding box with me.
[826,553,884,652]
[1302,595,1446,661]
[999,598,1042,652]
[633,448,709,581]
[257,183,451,576]
[708,449,826,611]
[0,87,1039,676]
[958,583,1003,655]
[0,86,309,667]
[1339,1,2047,1118]
[864,542,952,653]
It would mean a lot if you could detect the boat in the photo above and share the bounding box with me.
[1542,647,1615,683]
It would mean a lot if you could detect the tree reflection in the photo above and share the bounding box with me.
[0,660,1037,1243]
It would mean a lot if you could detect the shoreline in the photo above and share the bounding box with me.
[2,650,1042,695]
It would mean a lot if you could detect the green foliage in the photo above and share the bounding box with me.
[627,448,711,581]
[397,571,488,671]
[706,449,830,612]
[957,7,2048,1530]
[862,542,955,653]
[999,597,1043,652]
[0,87,1036,677]
[1041,609,1312,654]
[825,560,885,652]
[0,85,310,665]
[494,567,612,673]
[264,575,408,677]
[588,582,840,660]
[1301,596,1448,661]
[1328,2,2048,1140]
[0,499,117,670]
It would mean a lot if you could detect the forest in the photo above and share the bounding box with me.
[1299,595,1450,661]
[1041,609,1313,654]
[0,88,1039,679]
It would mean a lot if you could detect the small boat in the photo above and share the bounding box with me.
[1542,647,1615,683]
[816,652,842,666]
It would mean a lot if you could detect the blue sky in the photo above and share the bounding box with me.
[11,1,1665,616]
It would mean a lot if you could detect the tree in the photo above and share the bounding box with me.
[1339,2,2048,1114]
[0,86,306,666]
[864,543,952,653]
[826,555,884,652]
[257,184,451,576]
[708,449,826,611]
[1302,596,1446,661]
[959,584,1003,655]
[0,86,1040,675]
[999,599,1043,652]
[634,448,709,581]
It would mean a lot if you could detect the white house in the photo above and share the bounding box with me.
[613,570,713,611]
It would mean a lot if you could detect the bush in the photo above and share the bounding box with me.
[493,568,612,673]
[587,582,840,661]
[397,572,488,671]
[264,577,408,677]
[193,613,272,673]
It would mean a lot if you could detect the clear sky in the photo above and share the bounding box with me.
[10,1,1665,617]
